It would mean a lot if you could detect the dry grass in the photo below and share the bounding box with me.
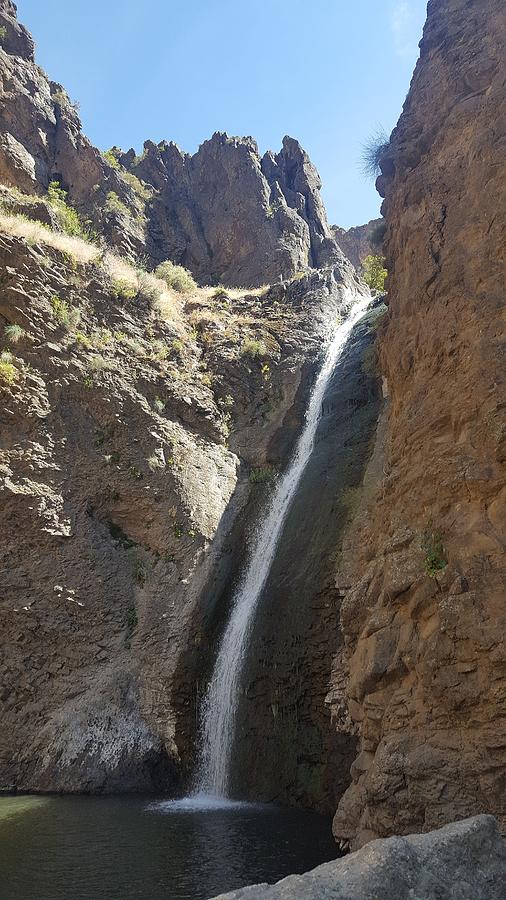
[0,212,100,264]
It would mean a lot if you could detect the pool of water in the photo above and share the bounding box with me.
[0,794,340,899]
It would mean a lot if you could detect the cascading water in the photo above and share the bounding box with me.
[193,289,372,802]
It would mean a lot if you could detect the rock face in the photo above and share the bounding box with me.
[213,816,506,899]
[331,0,506,849]
[0,190,367,793]
[332,219,384,271]
[121,133,344,287]
[0,1,346,287]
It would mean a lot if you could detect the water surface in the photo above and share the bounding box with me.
[0,794,339,899]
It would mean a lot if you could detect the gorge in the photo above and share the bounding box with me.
[0,0,505,897]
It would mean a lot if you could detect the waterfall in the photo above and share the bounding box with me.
[194,290,372,800]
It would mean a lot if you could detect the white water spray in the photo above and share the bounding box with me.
[193,290,372,802]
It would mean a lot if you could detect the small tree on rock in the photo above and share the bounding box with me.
[363,255,387,292]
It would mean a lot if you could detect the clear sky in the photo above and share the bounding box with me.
[16,0,427,229]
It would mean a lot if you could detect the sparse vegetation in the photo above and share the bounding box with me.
[47,181,94,240]
[361,129,390,179]
[212,287,230,302]
[249,465,276,484]
[421,526,448,578]
[50,295,79,328]
[0,350,18,385]
[242,338,267,358]
[122,171,152,201]
[103,148,121,170]
[4,324,25,344]
[0,25,7,42]
[104,191,131,219]
[363,255,387,293]
[155,260,197,294]
[52,88,80,115]
[147,453,165,471]
[0,209,100,263]
[111,278,137,301]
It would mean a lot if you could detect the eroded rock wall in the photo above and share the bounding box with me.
[332,0,506,848]
[0,1,346,286]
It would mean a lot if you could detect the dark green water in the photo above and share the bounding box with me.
[0,795,339,899]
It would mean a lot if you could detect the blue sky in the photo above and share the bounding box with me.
[17,0,427,228]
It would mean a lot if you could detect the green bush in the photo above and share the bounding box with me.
[111,279,137,301]
[50,295,80,328]
[47,181,93,239]
[242,338,267,358]
[0,25,7,42]
[155,260,197,294]
[363,255,387,292]
[103,148,121,170]
[0,350,18,385]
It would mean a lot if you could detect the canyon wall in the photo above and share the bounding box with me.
[332,0,506,848]
[0,0,371,803]
[332,219,383,271]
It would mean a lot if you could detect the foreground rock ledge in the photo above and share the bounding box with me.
[212,816,506,899]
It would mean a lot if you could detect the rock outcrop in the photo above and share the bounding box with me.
[120,133,344,287]
[213,816,506,900]
[0,1,346,287]
[332,219,384,271]
[331,0,506,849]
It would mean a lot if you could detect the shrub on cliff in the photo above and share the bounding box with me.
[155,260,197,294]
[363,255,387,292]
[47,181,95,241]
[361,129,390,179]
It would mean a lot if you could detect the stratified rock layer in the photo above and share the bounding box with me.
[213,816,506,900]
[332,0,506,848]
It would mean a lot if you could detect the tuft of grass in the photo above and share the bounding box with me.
[0,210,100,263]
[361,129,390,180]
[50,295,79,328]
[242,338,267,358]
[155,260,197,294]
[4,324,25,344]
[212,286,230,302]
[249,465,276,484]
[147,453,165,471]
[421,526,448,578]
[0,350,18,385]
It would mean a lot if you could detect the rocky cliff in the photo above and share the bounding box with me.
[332,219,384,271]
[331,0,506,849]
[0,1,372,799]
[0,0,345,287]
